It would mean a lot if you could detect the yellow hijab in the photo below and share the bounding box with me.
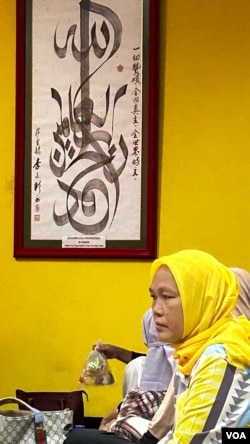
[150,249,250,376]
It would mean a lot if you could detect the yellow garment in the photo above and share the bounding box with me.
[150,249,250,375]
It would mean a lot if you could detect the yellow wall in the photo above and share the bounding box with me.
[1,0,250,417]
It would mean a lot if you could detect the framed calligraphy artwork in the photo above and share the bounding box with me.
[14,0,160,259]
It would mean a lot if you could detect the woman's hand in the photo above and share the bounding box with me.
[94,343,133,364]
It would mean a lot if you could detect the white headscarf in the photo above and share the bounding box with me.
[139,308,176,391]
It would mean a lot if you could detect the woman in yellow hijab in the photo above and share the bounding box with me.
[64,250,250,444]
[148,249,250,444]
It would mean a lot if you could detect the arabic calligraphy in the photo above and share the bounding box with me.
[51,1,130,235]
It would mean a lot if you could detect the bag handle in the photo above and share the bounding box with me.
[0,397,43,424]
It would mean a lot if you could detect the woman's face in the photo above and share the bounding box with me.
[149,265,184,343]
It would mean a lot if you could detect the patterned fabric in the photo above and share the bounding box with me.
[158,344,250,444]
[110,390,166,442]
[0,408,73,443]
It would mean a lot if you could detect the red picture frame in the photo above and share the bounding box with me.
[14,0,160,259]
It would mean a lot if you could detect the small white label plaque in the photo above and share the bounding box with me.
[62,236,106,248]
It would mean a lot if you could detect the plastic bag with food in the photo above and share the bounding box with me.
[79,341,115,386]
